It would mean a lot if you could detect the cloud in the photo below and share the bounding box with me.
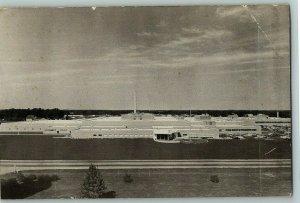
[182,27,204,35]
[205,65,289,75]
[216,6,248,18]
[0,6,290,110]
[155,20,168,28]
[136,31,160,38]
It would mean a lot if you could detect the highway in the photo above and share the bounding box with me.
[0,159,291,175]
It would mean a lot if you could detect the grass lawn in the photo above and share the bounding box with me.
[0,135,292,160]
[3,168,290,198]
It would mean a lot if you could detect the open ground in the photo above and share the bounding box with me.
[0,168,291,198]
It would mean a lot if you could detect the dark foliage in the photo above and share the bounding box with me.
[123,174,133,183]
[80,164,116,198]
[26,174,37,181]
[37,174,60,183]
[1,172,59,199]
[67,110,291,118]
[0,108,290,122]
[0,108,65,122]
[15,171,26,184]
[50,174,60,181]
[210,175,220,183]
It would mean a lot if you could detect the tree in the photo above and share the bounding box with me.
[15,171,25,184]
[210,175,220,183]
[80,164,107,198]
[123,174,133,183]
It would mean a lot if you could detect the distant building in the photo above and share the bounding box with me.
[244,114,254,117]
[194,114,211,120]
[68,115,85,119]
[255,114,269,119]
[227,114,238,119]
[26,115,36,121]
[0,91,291,141]
[121,113,154,120]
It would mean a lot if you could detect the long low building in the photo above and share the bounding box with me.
[1,112,291,142]
[0,113,269,142]
[71,128,154,139]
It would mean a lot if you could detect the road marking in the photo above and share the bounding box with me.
[264,147,277,155]
[0,159,291,175]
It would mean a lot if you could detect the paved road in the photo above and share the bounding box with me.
[0,159,291,175]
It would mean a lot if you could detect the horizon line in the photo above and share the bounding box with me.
[0,108,291,111]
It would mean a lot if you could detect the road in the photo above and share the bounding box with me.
[0,159,291,175]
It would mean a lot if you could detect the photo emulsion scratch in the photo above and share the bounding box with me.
[0,5,292,199]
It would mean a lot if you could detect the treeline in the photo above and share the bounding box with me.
[0,108,65,122]
[0,109,291,122]
[68,110,291,118]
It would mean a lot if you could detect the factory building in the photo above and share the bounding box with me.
[0,93,289,141]
[0,111,290,142]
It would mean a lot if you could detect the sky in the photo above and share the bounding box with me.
[0,6,290,110]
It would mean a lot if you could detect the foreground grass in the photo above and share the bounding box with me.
[1,168,291,198]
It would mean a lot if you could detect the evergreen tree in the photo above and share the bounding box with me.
[80,164,107,198]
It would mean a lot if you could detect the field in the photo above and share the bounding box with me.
[0,167,291,198]
[0,135,292,198]
[0,135,292,160]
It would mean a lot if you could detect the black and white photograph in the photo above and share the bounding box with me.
[0,5,292,199]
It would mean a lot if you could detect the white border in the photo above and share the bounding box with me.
[0,0,293,7]
[0,1,298,203]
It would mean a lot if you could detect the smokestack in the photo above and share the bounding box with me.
[133,91,137,114]
[277,112,279,118]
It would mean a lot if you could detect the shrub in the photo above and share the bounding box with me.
[25,174,37,182]
[50,174,60,181]
[37,175,53,183]
[210,175,220,183]
[1,173,60,199]
[15,171,25,184]
[123,174,133,183]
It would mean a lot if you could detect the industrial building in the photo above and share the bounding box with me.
[0,95,290,142]
[0,111,278,142]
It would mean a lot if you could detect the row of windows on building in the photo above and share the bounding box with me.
[5,128,71,132]
[0,131,43,134]
[255,121,290,123]
[6,128,43,130]
[224,129,257,131]
[92,134,151,137]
